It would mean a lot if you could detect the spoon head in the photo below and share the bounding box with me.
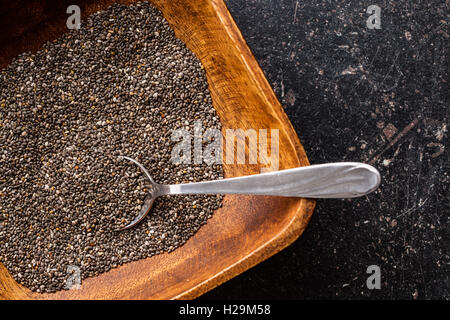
[116,192,156,231]
[115,156,158,231]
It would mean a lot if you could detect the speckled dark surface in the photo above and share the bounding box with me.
[202,0,449,300]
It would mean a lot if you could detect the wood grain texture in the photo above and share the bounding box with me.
[0,0,316,299]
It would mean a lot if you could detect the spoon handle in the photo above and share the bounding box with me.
[167,162,381,198]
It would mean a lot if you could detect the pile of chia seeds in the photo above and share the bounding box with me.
[0,2,223,293]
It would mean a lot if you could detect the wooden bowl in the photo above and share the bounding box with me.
[0,0,315,299]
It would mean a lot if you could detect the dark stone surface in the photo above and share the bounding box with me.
[201,0,448,300]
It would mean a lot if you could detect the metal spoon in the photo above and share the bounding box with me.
[117,156,381,230]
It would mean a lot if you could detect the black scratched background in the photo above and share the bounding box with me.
[201,0,449,300]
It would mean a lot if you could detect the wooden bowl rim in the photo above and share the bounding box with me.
[0,0,316,300]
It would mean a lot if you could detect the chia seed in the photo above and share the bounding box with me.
[0,2,223,293]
